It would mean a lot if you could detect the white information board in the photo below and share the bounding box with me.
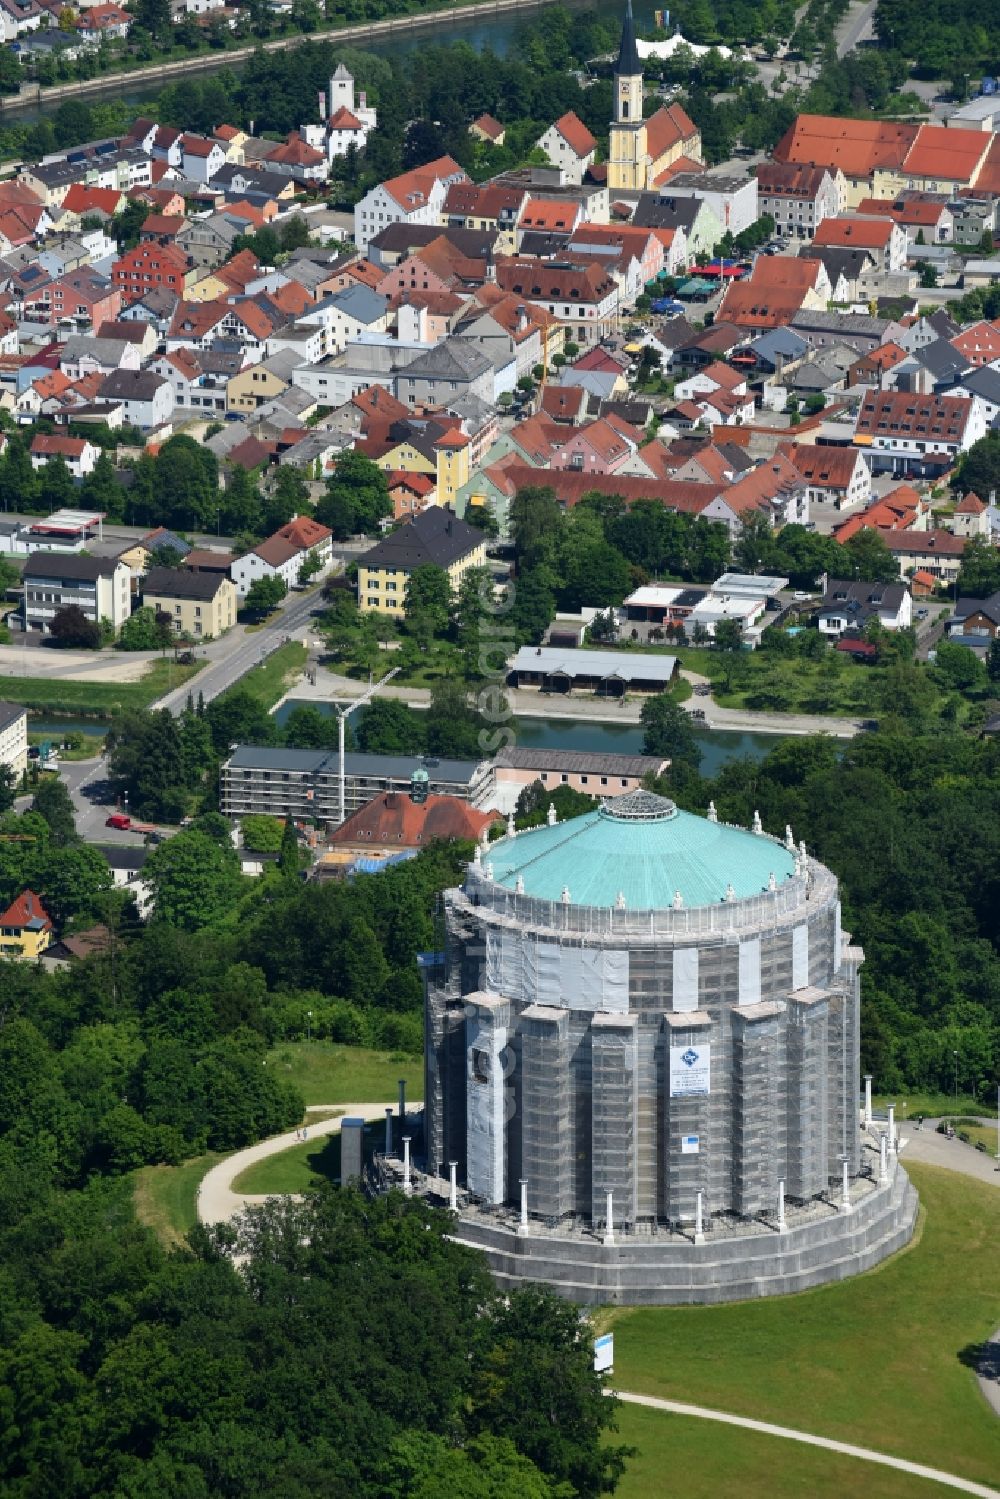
[594,1333,614,1373]
[670,1043,711,1097]
[681,1134,700,1154]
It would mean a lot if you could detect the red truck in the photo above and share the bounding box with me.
[105,815,159,835]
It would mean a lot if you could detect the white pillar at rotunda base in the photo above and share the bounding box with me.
[603,1190,615,1247]
[840,1156,852,1214]
[694,1190,705,1245]
[517,1178,530,1237]
[449,1161,458,1211]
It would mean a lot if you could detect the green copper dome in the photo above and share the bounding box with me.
[485,791,797,911]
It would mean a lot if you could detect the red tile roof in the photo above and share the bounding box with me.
[813,217,894,250]
[832,486,924,543]
[901,125,990,183]
[352,384,409,425]
[551,110,597,157]
[181,135,216,158]
[883,527,966,557]
[330,790,500,848]
[141,212,185,238]
[540,384,587,422]
[955,491,985,515]
[329,106,363,131]
[268,133,326,168]
[718,257,823,328]
[381,156,467,213]
[388,470,435,494]
[756,161,830,199]
[778,441,861,488]
[31,433,88,458]
[773,115,917,178]
[62,184,123,217]
[470,113,505,142]
[854,389,975,443]
[0,889,52,932]
[518,197,581,232]
[646,104,698,161]
[275,514,333,549]
[972,135,1000,195]
[951,320,1000,366]
[495,462,717,515]
[651,154,702,188]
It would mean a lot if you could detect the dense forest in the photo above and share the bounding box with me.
[0,1178,626,1496]
[874,0,998,82]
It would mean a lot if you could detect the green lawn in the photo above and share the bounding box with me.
[614,1405,959,1499]
[0,658,202,717]
[605,1163,1000,1489]
[132,1151,223,1249]
[264,1042,423,1107]
[228,640,307,709]
[875,1092,997,1120]
[954,1124,1000,1157]
[232,1119,385,1195]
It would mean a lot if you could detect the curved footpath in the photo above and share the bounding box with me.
[613,1392,1000,1499]
[197,1101,389,1226]
[196,1112,1000,1490]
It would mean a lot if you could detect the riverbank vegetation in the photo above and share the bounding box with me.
[0,656,202,717]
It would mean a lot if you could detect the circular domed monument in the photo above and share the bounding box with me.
[420,791,916,1304]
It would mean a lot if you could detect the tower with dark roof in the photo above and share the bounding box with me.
[608,0,649,190]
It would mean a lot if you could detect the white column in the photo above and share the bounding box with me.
[887,1104,896,1154]
[517,1178,530,1236]
[863,1074,873,1129]
[694,1189,705,1245]
[878,1133,888,1186]
[777,1178,786,1233]
[603,1189,615,1247]
[402,1136,412,1196]
[449,1161,458,1210]
[841,1156,852,1213]
[384,1107,393,1157]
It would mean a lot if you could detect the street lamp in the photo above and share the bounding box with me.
[953,1049,959,1108]
[306,1009,312,1044]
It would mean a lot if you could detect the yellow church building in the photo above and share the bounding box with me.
[607,0,703,193]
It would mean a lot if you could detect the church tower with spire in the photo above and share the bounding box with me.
[607,0,649,191]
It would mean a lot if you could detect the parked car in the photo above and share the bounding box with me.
[105,813,131,829]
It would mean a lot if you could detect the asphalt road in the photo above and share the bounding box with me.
[834,0,876,58]
[153,586,323,716]
[56,750,143,846]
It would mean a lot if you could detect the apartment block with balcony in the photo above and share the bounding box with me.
[21,553,131,633]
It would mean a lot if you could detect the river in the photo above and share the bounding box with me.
[272,698,788,777]
[37,697,787,776]
[11,0,665,121]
